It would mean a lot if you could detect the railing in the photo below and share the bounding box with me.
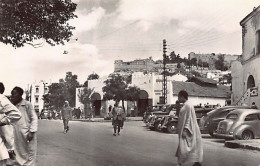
[235,87,257,106]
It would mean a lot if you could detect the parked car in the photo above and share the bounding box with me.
[199,106,250,137]
[143,104,164,123]
[214,109,260,140]
[158,106,212,134]
[147,104,176,131]
[39,109,51,119]
[159,111,178,133]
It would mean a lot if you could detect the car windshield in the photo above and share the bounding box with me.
[226,113,238,120]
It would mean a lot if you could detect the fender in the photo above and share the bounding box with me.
[234,124,256,139]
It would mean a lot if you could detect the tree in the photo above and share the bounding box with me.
[215,55,227,71]
[82,73,100,87]
[43,72,79,110]
[190,58,197,66]
[103,73,127,103]
[126,86,141,102]
[87,73,99,80]
[0,0,77,48]
[77,87,94,118]
[43,82,66,111]
[64,71,80,107]
[102,73,140,110]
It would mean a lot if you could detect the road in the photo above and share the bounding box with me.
[36,120,260,166]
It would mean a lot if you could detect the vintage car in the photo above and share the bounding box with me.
[214,109,260,140]
[146,104,176,131]
[158,106,212,134]
[159,112,178,133]
[143,104,164,123]
[199,106,250,137]
[39,108,51,119]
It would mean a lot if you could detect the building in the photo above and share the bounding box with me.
[231,5,260,108]
[188,52,239,70]
[75,72,188,117]
[75,71,231,117]
[170,77,231,107]
[114,57,178,74]
[29,81,49,116]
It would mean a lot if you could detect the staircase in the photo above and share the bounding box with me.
[235,88,252,106]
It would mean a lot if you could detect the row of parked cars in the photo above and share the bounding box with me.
[144,104,260,140]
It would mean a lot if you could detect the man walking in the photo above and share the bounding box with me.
[61,101,72,134]
[112,102,124,136]
[11,86,38,166]
[175,90,203,166]
[0,83,21,166]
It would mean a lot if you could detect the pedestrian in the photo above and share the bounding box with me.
[0,83,21,166]
[121,107,126,129]
[112,102,124,136]
[175,90,203,166]
[61,101,73,134]
[10,86,38,166]
[251,102,258,109]
[76,107,81,119]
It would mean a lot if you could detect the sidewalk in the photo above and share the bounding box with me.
[225,139,260,151]
[71,116,143,122]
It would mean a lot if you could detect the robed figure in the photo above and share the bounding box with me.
[176,90,203,166]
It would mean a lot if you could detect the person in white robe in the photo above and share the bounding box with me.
[11,87,38,166]
[175,90,203,166]
[0,84,21,166]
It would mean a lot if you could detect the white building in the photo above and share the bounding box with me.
[231,5,260,108]
[29,81,49,115]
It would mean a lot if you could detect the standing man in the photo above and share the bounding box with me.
[61,101,72,134]
[112,102,124,136]
[175,90,203,166]
[11,86,38,166]
[0,83,21,166]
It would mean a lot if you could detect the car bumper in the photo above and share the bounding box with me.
[213,133,234,139]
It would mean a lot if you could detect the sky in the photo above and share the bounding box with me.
[0,0,259,94]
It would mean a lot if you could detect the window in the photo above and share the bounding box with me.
[256,30,260,54]
[36,97,39,103]
[36,87,39,93]
[245,114,259,121]
[226,114,238,120]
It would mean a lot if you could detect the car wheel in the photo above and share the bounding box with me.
[167,122,177,134]
[241,130,253,140]
[154,121,161,131]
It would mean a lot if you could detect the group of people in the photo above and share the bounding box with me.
[0,79,203,166]
[0,82,38,166]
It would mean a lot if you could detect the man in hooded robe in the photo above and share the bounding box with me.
[175,90,203,166]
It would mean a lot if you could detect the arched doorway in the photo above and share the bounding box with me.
[247,75,255,89]
[91,93,101,116]
[137,90,152,116]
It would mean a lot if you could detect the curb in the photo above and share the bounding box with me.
[225,140,260,151]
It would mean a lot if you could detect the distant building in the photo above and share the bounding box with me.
[114,57,178,73]
[188,52,240,70]
[29,81,49,116]
[170,77,231,107]
[231,5,260,108]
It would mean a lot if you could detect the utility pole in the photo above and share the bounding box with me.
[161,39,167,104]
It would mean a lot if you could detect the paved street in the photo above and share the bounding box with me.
[36,120,260,166]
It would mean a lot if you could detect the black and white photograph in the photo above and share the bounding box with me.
[1,0,260,166]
